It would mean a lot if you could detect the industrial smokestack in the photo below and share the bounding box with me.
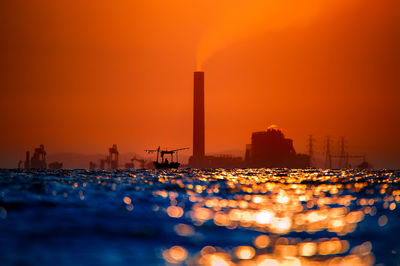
[193,71,205,161]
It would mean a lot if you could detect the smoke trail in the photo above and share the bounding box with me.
[196,0,355,70]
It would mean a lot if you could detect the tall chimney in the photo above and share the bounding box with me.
[193,71,205,160]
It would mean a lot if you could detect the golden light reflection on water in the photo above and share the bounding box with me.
[235,246,256,260]
[155,169,400,265]
[163,246,188,264]
[188,190,363,236]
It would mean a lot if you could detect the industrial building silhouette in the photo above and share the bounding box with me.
[19,145,63,170]
[17,71,349,170]
[89,144,119,170]
[245,126,310,168]
[189,71,310,169]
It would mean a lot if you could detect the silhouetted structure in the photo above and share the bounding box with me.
[308,135,314,167]
[48,161,63,170]
[24,151,30,169]
[20,145,65,169]
[124,162,134,169]
[325,136,332,169]
[100,158,108,169]
[338,136,347,168]
[89,161,97,170]
[330,154,371,169]
[187,71,245,169]
[125,156,148,169]
[146,147,188,169]
[98,144,119,170]
[325,136,371,169]
[109,144,119,170]
[189,71,205,168]
[30,145,47,169]
[357,160,372,169]
[245,126,310,168]
[202,155,244,169]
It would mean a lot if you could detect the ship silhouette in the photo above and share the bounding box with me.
[145,147,188,169]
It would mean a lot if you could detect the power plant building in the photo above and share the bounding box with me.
[245,127,310,168]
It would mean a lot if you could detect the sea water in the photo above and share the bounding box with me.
[0,168,399,265]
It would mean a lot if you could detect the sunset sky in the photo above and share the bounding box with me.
[0,0,399,168]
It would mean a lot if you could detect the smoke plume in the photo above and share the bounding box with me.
[196,0,356,70]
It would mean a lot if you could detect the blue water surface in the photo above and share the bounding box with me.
[0,168,399,265]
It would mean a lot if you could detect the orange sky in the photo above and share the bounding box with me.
[0,0,399,168]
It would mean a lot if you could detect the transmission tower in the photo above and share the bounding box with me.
[308,135,314,167]
[324,136,332,169]
[338,136,348,168]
